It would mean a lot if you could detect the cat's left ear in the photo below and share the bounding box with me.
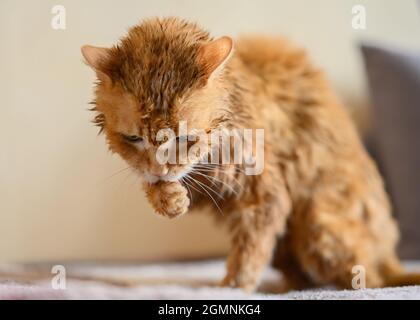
[197,36,234,81]
[81,45,110,72]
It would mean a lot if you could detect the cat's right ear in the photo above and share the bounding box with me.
[197,36,234,82]
[81,45,109,71]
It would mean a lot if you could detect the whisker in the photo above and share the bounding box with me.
[128,173,141,190]
[191,170,217,186]
[192,167,245,192]
[192,170,239,196]
[194,163,247,174]
[184,175,224,215]
[101,166,131,182]
[180,177,193,203]
[188,175,225,200]
[183,176,207,197]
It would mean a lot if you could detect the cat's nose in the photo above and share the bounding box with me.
[149,165,169,178]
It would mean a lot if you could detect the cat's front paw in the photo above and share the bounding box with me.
[145,181,190,219]
[220,274,257,293]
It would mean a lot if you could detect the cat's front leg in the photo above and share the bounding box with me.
[221,175,291,292]
[221,209,281,292]
[144,181,190,219]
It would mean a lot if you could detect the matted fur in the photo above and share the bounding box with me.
[83,17,418,292]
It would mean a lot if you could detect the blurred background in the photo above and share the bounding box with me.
[1,0,419,263]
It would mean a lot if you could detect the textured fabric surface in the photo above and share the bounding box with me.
[1,260,420,300]
[361,44,420,258]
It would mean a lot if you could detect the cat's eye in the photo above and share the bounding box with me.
[176,135,188,142]
[122,134,143,143]
[176,135,198,142]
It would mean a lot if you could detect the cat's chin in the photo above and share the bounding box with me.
[138,165,195,184]
[142,172,182,184]
[143,174,160,184]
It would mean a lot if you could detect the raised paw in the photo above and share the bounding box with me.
[146,181,190,219]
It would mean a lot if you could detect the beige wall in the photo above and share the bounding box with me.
[1,0,419,263]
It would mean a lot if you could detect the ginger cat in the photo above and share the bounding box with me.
[82,17,419,292]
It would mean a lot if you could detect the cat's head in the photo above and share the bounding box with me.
[82,17,234,183]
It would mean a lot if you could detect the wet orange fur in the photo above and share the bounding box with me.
[83,17,412,292]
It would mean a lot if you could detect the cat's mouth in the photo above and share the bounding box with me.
[142,170,191,184]
[143,173,174,184]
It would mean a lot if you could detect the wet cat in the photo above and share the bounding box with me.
[82,17,419,291]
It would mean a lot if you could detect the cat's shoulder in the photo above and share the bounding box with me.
[234,36,310,70]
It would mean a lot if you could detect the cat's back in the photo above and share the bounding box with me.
[233,35,334,120]
[234,36,317,86]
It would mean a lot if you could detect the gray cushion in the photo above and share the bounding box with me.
[361,44,420,258]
